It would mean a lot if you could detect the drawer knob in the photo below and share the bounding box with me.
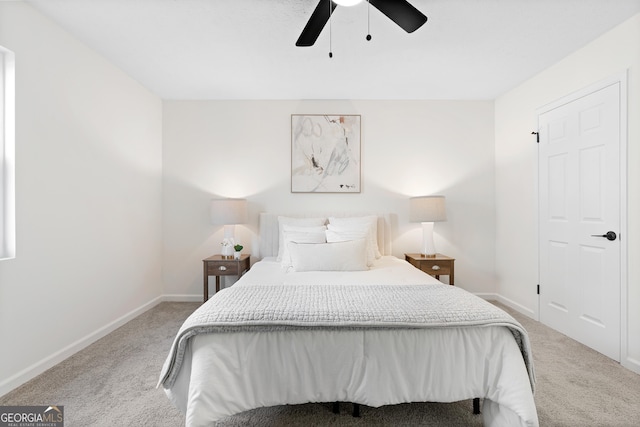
[431,265,440,271]
[218,266,227,271]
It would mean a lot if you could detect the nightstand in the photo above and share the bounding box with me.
[202,254,250,302]
[405,253,455,285]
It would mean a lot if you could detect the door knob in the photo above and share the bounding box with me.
[591,231,617,241]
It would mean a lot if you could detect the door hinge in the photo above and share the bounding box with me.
[531,131,539,143]
[537,284,540,295]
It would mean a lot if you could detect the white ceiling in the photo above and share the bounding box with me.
[25,0,640,100]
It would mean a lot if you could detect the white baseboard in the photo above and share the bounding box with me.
[491,294,537,320]
[474,292,498,301]
[0,296,163,398]
[162,294,202,303]
[622,356,640,375]
[473,292,537,321]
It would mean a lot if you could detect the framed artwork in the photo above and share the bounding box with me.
[291,114,361,193]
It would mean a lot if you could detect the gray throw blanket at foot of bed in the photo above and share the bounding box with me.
[158,283,535,390]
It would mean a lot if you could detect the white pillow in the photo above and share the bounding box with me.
[280,229,327,269]
[288,239,369,272]
[328,215,381,258]
[325,228,374,266]
[276,216,327,261]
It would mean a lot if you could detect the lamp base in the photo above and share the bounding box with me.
[420,222,437,257]
[221,225,236,259]
[223,224,236,241]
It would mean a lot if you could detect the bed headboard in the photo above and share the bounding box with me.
[258,213,393,259]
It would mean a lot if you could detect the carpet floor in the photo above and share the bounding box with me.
[1,301,639,426]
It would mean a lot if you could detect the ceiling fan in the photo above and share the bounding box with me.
[296,0,428,47]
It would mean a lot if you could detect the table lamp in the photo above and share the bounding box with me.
[210,198,248,243]
[409,195,446,257]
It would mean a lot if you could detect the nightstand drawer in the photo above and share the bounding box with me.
[418,262,451,276]
[207,261,241,276]
[203,254,251,301]
[404,253,455,286]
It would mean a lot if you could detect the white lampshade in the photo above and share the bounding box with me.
[409,196,447,223]
[210,198,248,242]
[210,199,248,225]
[409,196,446,257]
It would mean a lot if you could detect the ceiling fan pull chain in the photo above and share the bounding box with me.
[329,0,334,57]
[366,0,372,41]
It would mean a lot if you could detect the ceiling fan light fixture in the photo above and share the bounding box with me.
[296,0,427,47]
[333,0,364,6]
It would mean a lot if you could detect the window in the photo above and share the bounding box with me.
[0,45,15,260]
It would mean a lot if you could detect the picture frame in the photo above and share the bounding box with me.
[291,114,361,193]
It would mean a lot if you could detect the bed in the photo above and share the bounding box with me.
[159,213,538,426]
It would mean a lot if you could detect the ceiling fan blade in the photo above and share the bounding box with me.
[369,0,427,33]
[296,0,337,47]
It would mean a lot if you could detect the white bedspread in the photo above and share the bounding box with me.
[160,257,539,427]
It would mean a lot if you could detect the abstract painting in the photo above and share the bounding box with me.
[291,114,361,193]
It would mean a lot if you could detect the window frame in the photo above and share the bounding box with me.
[0,45,16,260]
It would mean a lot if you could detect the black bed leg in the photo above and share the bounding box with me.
[473,398,480,414]
[332,402,340,414]
[352,403,360,417]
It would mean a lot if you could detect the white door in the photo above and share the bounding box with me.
[538,81,621,361]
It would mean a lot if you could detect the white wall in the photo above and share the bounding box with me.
[162,100,496,298]
[495,13,640,373]
[0,2,163,395]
